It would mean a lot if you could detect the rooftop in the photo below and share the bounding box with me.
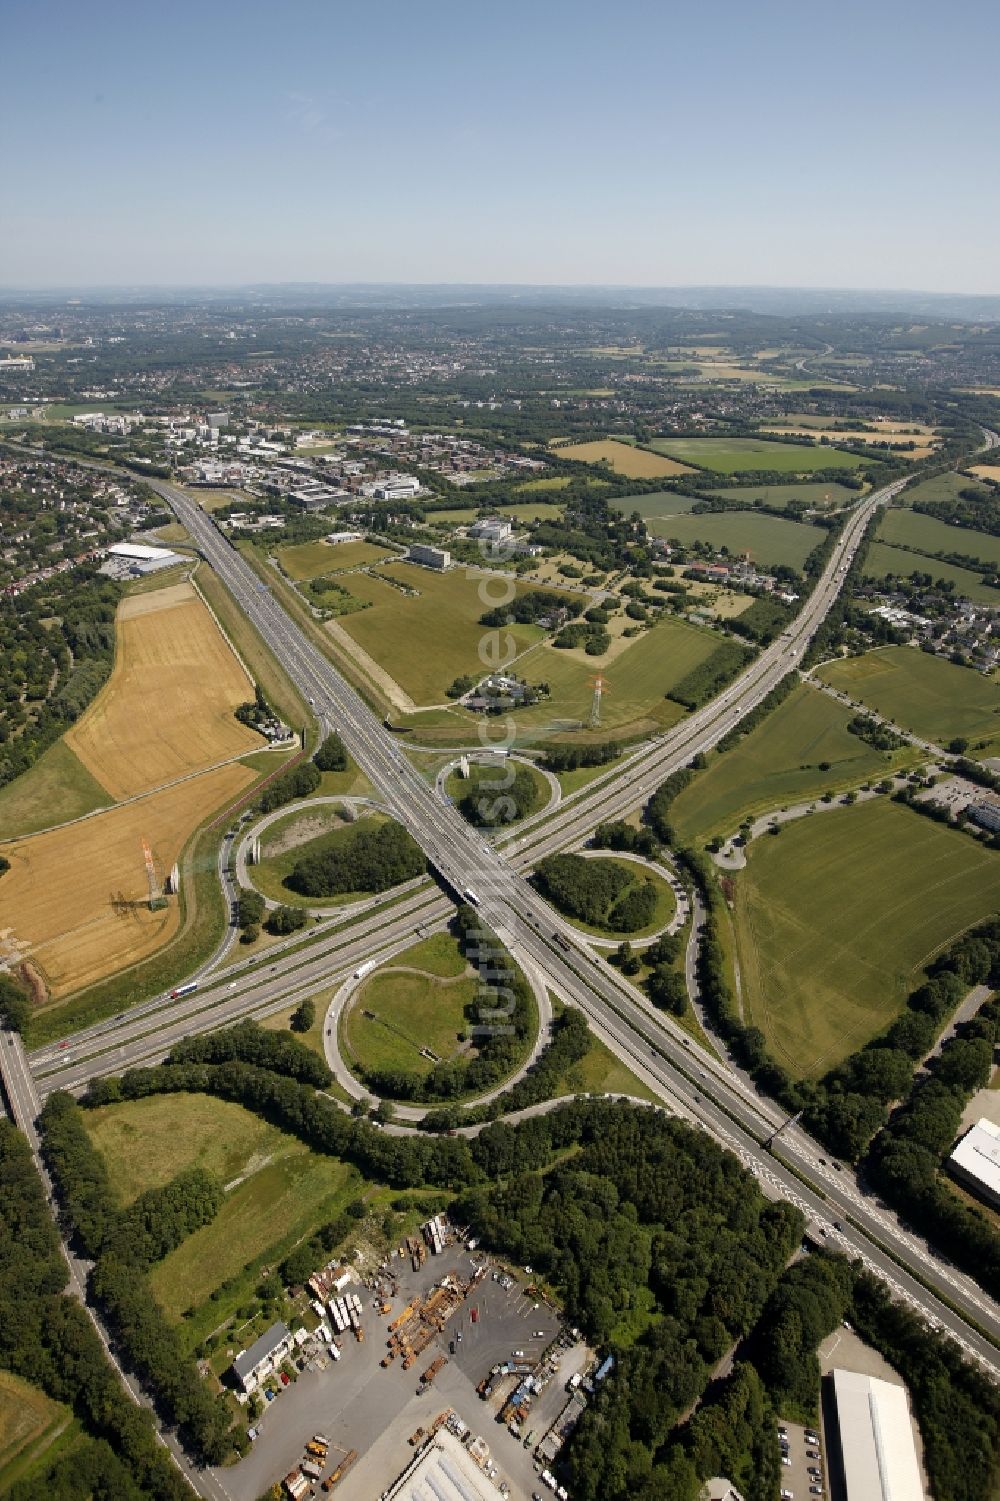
[382,1430,496,1501]
[949,1116,1000,1199]
[232,1321,290,1381]
[830,1368,924,1501]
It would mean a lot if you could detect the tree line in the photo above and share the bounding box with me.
[0,1119,191,1501]
[39,1093,238,1465]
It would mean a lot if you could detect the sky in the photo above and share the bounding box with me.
[3,0,999,293]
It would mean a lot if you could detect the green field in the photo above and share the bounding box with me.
[0,738,111,838]
[509,616,720,741]
[877,507,1000,569]
[670,682,917,843]
[334,562,551,705]
[650,437,865,474]
[85,1093,296,1202]
[250,807,401,907]
[734,799,1000,1077]
[611,491,701,518]
[903,471,977,506]
[818,646,1000,748]
[342,935,478,1081]
[444,758,550,821]
[861,542,1000,604]
[643,510,822,569]
[428,502,566,524]
[0,1372,71,1491]
[277,539,393,579]
[706,481,862,509]
[150,1141,356,1319]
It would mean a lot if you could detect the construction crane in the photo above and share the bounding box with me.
[141,838,167,911]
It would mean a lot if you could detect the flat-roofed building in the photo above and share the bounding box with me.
[828,1368,925,1501]
[408,543,450,570]
[948,1116,1000,1207]
[382,1430,496,1501]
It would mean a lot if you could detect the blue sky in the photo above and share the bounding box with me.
[3,0,999,291]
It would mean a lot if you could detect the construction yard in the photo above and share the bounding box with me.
[221,1229,585,1501]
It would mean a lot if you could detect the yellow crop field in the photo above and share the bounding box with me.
[553,439,694,478]
[970,465,1000,483]
[0,762,253,1000]
[763,423,940,459]
[65,581,259,801]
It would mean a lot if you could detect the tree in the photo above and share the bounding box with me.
[0,975,30,1033]
[290,998,316,1034]
[265,905,307,936]
[236,888,265,930]
[647,964,687,1015]
[313,732,348,772]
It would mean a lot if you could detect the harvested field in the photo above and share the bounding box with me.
[0,761,254,1001]
[970,465,1000,483]
[552,438,695,478]
[65,580,258,800]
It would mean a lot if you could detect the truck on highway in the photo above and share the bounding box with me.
[169,982,198,999]
[353,960,376,980]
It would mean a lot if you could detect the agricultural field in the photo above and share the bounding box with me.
[427,501,567,525]
[669,681,917,844]
[552,438,695,478]
[734,799,1000,1077]
[861,542,1000,604]
[65,580,260,801]
[331,562,554,706]
[0,1371,71,1492]
[611,490,701,518]
[0,738,111,839]
[508,615,721,741]
[649,436,866,474]
[250,806,397,908]
[341,934,478,1081]
[763,420,939,459]
[705,481,862,509]
[644,510,822,569]
[876,507,1000,568]
[817,646,1000,750]
[970,465,1000,484]
[903,471,975,506]
[276,539,393,579]
[0,760,254,1001]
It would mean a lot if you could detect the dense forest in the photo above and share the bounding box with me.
[286,817,425,897]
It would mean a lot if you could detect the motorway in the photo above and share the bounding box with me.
[7,449,1000,1405]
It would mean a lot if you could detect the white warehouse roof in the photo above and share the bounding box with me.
[948,1117,1000,1203]
[383,1432,495,1501]
[108,542,179,562]
[831,1368,924,1501]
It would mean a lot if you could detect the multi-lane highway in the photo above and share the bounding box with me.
[7,456,1000,1384]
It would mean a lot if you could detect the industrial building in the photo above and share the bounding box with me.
[827,1368,925,1501]
[969,800,1000,835]
[104,541,182,577]
[229,1321,295,1394]
[468,517,512,545]
[407,543,450,570]
[947,1116,1000,1207]
[381,1430,497,1501]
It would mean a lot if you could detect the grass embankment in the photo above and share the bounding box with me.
[734,799,1000,1078]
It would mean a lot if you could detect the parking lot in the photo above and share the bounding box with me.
[215,1246,587,1501]
[778,1418,825,1501]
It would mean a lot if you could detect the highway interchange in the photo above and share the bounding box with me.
[5,442,1000,1428]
